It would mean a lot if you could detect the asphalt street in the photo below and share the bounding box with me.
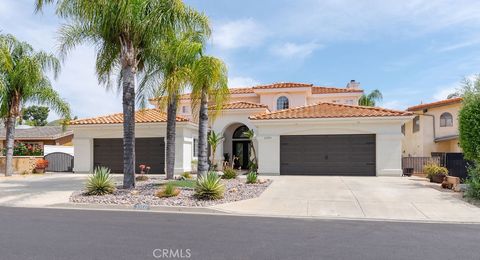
[0,207,479,260]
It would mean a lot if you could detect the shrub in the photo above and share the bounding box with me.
[465,165,480,200]
[222,167,237,179]
[246,171,258,184]
[423,164,448,179]
[156,183,180,198]
[194,172,225,200]
[35,159,49,169]
[135,175,149,181]
[180,172,192,179]
[86,167,116,196]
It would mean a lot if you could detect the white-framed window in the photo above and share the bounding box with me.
[413,116,420,133]
[193,138,198,157]
[276,96,289,110]
[181,106,187,114]
[440,112,453,127]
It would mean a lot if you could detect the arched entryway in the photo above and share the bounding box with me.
[232,125,251,170]
[222,123,251,170]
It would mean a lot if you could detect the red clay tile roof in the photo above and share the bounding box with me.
[151,82,361,101]
[69,109,189,125]
[249,102,412,120]
[407,97,463,111]
[312,86,363,94]
[211,101,268,110]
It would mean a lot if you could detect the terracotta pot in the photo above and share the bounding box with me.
[431,174,446,183]
[35,168,45,174]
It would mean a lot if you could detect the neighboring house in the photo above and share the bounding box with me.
[70,81,412,176]
[0,126,73,152]
[402,97,462,157]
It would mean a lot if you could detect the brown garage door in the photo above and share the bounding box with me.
[94,138,165,174]
[280,134,376,176]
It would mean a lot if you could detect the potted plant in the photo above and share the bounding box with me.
[136,164,150,181]
[35,159,49,174]
[423,163,449,183]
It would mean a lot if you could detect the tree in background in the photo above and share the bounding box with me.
[191,56,229,176]
[22,105,49,126]
[0,34,70,176]
[358,89,383,106]
[458,75,480,199]
[36,0,209,188]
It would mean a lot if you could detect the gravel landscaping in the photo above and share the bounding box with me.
[70,177,272,207]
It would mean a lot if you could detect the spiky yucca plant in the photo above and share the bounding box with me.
[194,172,225,200]
[156,182,180,198]
[222,167,237,179]
[86,167,116,195]
[246,171,258,184]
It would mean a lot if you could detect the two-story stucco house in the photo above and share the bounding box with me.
[70,81,412,176]
[402,97,462,157]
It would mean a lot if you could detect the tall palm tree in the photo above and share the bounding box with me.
[358,89,383,106]
[0,34,70,176]
[191,56,228,176]
[141,30,206,179]
[36,0,210,188]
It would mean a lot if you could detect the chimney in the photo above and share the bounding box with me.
[346,80,360,89]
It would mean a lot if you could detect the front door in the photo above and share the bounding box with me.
[233,141,250,170]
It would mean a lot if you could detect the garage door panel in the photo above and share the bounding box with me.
[280,135,376,176]
[94,138,165,174]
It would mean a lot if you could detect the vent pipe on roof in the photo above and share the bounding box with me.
[346,80,360,89]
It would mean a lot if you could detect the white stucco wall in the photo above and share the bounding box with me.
[252,117,412,176]
[70,122,198,174]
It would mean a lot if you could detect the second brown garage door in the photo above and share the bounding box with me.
[94,138,165,174]
[280,134,376,176]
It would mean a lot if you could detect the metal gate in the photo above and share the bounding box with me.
[445,153,470,180]
[44,152,74,172]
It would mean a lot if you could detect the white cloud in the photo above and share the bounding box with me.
[228,76,259,88]
[270,42,322,59]
[212,18,267,49]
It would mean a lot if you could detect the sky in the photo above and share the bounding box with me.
[1,0,480,120]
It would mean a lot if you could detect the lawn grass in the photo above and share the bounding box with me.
[165,179,196,189]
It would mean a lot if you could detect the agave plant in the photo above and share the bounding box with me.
[194,172,225,200]
[246,171,258,184]
[86,167,116,195]
[156,182,180,198]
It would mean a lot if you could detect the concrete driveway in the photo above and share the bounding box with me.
[0,174,88,207]
[213,176,480,222]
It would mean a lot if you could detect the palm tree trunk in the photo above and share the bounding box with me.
[121,64,136,189]
[165,93,177,179]
[197,90,209,177]
[4,116,16,176]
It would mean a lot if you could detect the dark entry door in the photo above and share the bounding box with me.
[280,134,376,176]
[93,138,165,174]
[233,141,250,170]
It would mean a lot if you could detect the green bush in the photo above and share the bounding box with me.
[194,172,225,200]
[86,167,116,195]
[465,165,480,200]
[246,171,258,184]
[423,164,448,179]
[180,172,192,179]
[222,167,237,179]
[156,183,180,198]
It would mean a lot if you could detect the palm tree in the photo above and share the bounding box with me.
[243,129,258,172]
[190,56,229,176]
[206,131,225,172]
[0,34,70,176]
[36,0,210,188]
[142,30,206,179]
[358,89,383,106]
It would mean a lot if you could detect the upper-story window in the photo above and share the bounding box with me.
[440,112,453,127]
[276,96,289,110]
[181,106,187,114]
[413,116,420,133]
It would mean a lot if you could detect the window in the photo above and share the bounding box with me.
[413,116,420,133]
[440,112,453,127]
[193,138,198,157]
[401,124,405,135]
[276,96,289,110]
[181,106,187,114]
[233,125,249,139]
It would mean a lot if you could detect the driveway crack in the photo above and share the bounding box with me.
[340,177,366,217]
